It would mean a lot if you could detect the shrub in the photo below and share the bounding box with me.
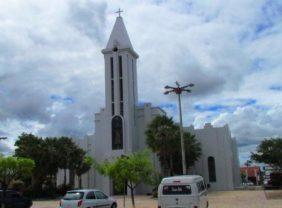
[9,180,25,193]
[56,184,73,196]
[270,172,282,187]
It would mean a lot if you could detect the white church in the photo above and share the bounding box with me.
[57,16,241,194]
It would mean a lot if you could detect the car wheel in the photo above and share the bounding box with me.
[111,203,117,208]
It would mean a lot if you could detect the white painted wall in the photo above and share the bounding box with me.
[185,123,240,191]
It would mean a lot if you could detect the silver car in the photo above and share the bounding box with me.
[60,189,117,208]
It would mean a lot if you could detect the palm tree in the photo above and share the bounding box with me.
[146,115,201,175]
[146,115,179,175]
[75,156,93,188]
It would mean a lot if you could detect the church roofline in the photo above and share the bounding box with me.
[184,123,231,131]
[101,47,139,58]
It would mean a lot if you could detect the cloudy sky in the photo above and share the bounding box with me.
[0,0,281,164]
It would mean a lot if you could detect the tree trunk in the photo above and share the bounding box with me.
[123,181,126,208]
[1,182,8,208]
[169,156,174,176]
[130,187,135,208]
[31,174,44,193]
[64,169,67,185]
[78,176,82,189]
[69,170,75,188]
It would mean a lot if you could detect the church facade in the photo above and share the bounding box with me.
[57,16,240,194]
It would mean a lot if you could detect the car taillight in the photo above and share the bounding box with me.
[78,199,83,207]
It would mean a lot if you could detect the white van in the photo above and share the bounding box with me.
[158,175,208,208]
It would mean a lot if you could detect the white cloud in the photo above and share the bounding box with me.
[0,0,281,162]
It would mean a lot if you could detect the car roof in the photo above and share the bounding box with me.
[161,175,203,184]
[67,189,101,193]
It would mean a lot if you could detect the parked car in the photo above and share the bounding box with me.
[0,190,32,208]
[60,189,117,208]
[158,175,209,208]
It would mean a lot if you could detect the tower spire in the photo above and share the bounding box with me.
[105,15,132,50]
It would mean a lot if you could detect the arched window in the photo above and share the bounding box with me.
[208,156,216,182]
[112,116,123,150]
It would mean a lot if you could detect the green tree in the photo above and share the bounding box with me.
[56,137,86,187]
[96,150,154,208]
[251,138,282,169]
[0,156,35,208]
[146,115,201,175]
[14,133,45,191]
[240,172,247,183]
[173,132,202,174]
[146,115,178,175]
[75,156,93,189]
[14,133,87,192]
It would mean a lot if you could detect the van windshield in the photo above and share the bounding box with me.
[162,185,191,195]
[63,192,84,200]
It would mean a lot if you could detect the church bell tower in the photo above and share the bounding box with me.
[102,16,139,154]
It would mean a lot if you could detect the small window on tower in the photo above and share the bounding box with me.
[112,103,115,116]
[119,79,123,101]
[111,80,114,102]
[119,56,123,78]
[110,57,114,79]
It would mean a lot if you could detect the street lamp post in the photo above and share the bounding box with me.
[164,81,194,175]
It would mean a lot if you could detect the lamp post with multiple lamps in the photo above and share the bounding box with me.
[164,81,194,175]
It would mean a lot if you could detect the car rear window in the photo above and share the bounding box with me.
[162,185,192,195]
[63,192,84,200]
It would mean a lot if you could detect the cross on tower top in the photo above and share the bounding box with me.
[115,8,123,17]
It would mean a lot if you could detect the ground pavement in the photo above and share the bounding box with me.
[32,190,282,208]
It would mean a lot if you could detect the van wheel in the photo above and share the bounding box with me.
[111,203,117,208]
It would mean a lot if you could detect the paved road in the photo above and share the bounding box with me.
[32,190,282,208]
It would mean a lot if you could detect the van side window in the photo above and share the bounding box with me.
[197,181,206,193]
[162,185,191,195]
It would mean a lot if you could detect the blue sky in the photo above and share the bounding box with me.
[0,0,281,164]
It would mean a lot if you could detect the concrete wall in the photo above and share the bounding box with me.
[186,123,240,191]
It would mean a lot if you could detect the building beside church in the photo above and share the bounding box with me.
[57,16,240,193]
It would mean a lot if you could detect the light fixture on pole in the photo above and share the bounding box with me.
[164,81,194,175]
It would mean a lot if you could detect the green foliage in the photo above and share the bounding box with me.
[151,172,163,198]
[96,150,154,207]
[240,172,247,183]
[0,156,35,189]
[75,156,93,188]
[56,184,73,196]
[269,172,282,187]
[75,156,93,176]
[146,115,201,175]
[14,133,91,196]
[251,138,282,169]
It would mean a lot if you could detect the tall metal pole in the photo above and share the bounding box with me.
[164,81,194,175]
[178,93,187,175]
